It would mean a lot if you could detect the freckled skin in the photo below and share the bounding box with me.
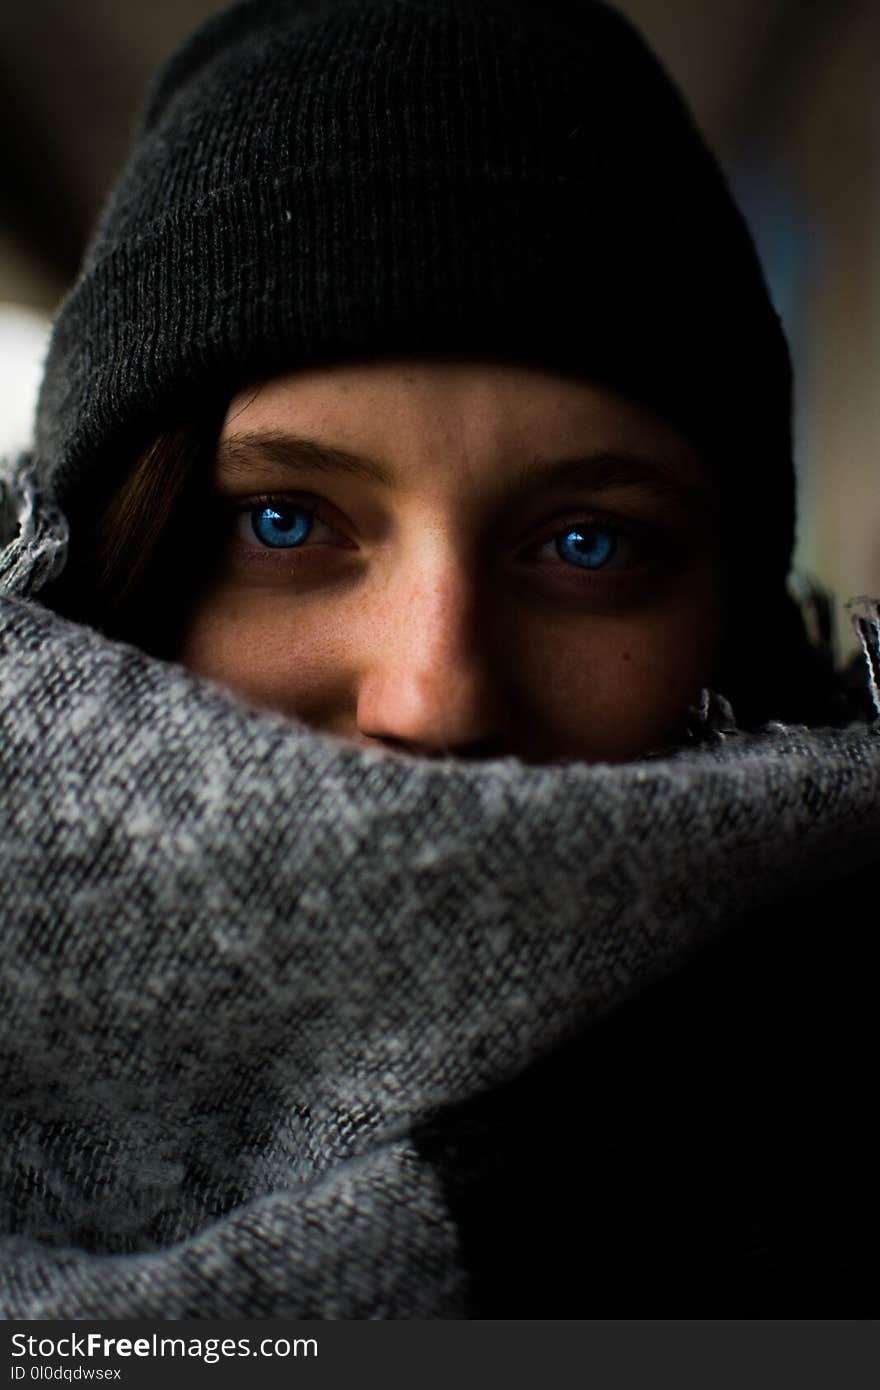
[177,358,721,763]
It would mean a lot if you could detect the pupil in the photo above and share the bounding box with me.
[557,527,614,568]
[252,505,312,548]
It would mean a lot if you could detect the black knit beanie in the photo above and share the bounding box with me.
[34,0,795,588]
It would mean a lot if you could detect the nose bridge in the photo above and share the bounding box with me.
[356,534,507,752]
[398,542,474,665]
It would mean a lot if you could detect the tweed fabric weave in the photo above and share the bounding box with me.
[0,456,878,1316]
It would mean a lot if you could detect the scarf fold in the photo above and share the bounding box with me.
[1,454,878,1316]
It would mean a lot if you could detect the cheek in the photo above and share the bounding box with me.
[176,564,721,761]
[176,586,352,720]
[515,581,720,761]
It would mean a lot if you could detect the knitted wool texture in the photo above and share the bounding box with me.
[4,0,876,1317]
[34,0,795,585]
[0,457,878,1316]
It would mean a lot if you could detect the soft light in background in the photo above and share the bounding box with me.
[1,0,877,648]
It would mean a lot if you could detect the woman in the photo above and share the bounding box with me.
[0,0,877,1318]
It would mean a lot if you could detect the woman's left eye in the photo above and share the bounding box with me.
[233,499,339,550]
[533,522,642,571]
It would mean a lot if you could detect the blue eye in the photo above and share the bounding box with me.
[250,503,313,549]
[555,525,618,569]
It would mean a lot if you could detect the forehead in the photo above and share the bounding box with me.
[219,357,704,496]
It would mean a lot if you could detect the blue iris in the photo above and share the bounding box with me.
[556,526,615,569]
[251,504,313,549]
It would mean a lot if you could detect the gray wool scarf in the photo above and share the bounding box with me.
[1,455,878,1318]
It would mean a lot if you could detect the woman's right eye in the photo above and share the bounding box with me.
[233,499,340,550]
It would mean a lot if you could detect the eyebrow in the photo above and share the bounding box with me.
[216,430,702,505]
[514,452,702,505]
[217,431,393,485]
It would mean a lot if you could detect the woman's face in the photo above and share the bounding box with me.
[177,358,720,762]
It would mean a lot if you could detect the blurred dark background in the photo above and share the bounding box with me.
[1,0,877,633]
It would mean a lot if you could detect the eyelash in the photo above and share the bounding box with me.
[228,492,660,578]
[519,514,651,574]
[231,493,349,550]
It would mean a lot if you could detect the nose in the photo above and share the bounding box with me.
[355,556,511,758]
